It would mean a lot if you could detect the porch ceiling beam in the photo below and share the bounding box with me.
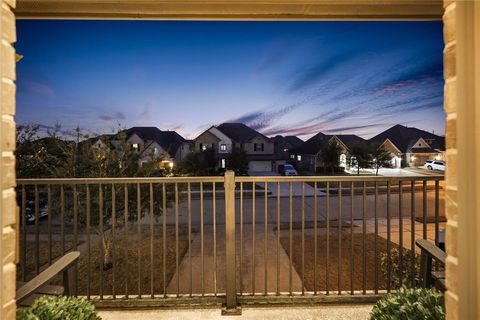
[15,0,443,20]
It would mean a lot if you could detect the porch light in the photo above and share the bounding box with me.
[410,156,416,162]
[169,161,174,169]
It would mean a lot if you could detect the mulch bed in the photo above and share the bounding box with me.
[280,232,401,292]
[76,225,191,296]
[19,225,191,297]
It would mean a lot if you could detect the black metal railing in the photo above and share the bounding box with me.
[16,173,444,312]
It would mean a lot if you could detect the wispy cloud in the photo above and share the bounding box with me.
[21,79,55,97]
[99,112,126,122]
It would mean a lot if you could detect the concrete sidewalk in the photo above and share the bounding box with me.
[99,304,373,320]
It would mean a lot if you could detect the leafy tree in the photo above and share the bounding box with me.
[176,148,217,176]
[16,124,170,269]
[226,147,249,175]
[318,139,342,174]
[370,143,393,175]
[348,142,372,175]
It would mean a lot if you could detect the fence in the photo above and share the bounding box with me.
[16,172,444,312]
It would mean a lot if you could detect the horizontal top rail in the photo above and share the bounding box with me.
[235,175,444,183]
[16,176,225,185]
[16,174,444,185]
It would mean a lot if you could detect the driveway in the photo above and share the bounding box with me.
[376,168,426,177]
[248,171,316,197]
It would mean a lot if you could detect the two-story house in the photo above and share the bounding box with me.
[194,123,288,172]
[122,127,191,168]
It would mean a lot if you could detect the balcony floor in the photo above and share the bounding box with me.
[99,304,373,320]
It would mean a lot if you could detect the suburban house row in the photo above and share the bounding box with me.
[291,124,445,172]
[87,123,445,173]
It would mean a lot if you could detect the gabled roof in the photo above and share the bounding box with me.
[290,132,330,155]
[216,123,270,143]
[124,127,187,156]
[333,135,367,149]
[271,135,304,149]
[369,124,445,153]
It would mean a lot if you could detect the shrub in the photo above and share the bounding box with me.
[16,296,101,320]
[369,287,445,320]
[380,247,421,289]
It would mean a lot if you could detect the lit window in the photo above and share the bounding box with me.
[132,143,139,149]
[291,154,295,159]
[153,147,158,155]
[297,155,302,161]
[221,159,226,168]
[220,144,227,152]
[202,144,207,151]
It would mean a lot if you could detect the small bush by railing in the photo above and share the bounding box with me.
[17,296,101,320]
[369,287,445,320]
[380,247,421,289]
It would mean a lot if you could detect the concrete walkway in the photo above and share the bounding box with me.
[99,304,373,320]
[166,224,303,295]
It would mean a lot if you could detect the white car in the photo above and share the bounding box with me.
[425,160,445,171]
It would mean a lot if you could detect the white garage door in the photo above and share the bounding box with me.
[249,161,272,172]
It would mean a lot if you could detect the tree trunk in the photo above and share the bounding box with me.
[376,165,379,176]
[103,244,113,271]
[102,231,114,271]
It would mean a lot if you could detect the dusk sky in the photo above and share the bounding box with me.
[16,20,445,140]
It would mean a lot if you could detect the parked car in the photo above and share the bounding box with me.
[424,160,445,171]
[278,164,298,176]
[22,200,49,224]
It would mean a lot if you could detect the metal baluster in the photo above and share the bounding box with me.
[387,181,391,293]
[264,181,268,295]
[301,182,305,296]
[252,182,256,295]
[423,180,427,239]
[399,181,404,287]
[362,181,367,295]
[240,182,243,296]
[289,182,293,296]
[374,182,378,294]
[326,182,330,295]
[99,184,104,299]
[314,182,318,295]
[73,185,78,296]
[137,183,141,299]
[162,183,167,297]
[47,185,52,266]
[21,185,26,281]
[188,182,192,297]
[410,180,416,288]
[338,181,342,295]
[276,182,280,296]
[175,183,179,297]
[350,181,354,295]
[60,185,65,255]
[434,180,440,271]
[86,185,91,299]
[213,182,217,296]
[35,185,40,275]
[200,182,204,296]
[435,180,440,246]
[111,184,116,299]
[124,184,128,299]
[150,183,154,298]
